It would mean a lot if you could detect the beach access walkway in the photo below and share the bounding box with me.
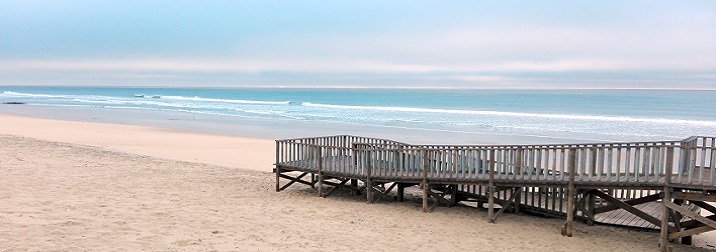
[274,135,716,251]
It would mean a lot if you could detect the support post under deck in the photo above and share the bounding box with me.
[587,192,595,226]
[275,141,280,192]
[351,179,359,195]
[488,150,496,223]
[366,150,373,204]
[660,146,674,252]
[317,146,324,197]
[562,149,577,237]
[422,151,429,213]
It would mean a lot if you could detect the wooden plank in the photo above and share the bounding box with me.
[664,201,716,230]
[669,225,715,240]
[491,187,522,223]
[278,172,313,191]
[422,151,429,213]
[660,188,672,251]
[317,147,324,197]
[592,190,673,231]
[672,191,716,202]
[562,150,576,237]
[275,141,281,192]
[377,183,399,202]
[575,197,595,223]
[691,201,716,215]
[594,193,661,214]
[488,150,496,223]
[427,190,453,205]
[323,178,351,197]
[681,215,716,228]
[366,150,373,204]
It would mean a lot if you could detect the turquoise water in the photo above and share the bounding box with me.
[1,86,715,142]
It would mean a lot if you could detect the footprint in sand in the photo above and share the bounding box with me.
[174,239,202,247]
[60,220,83,226]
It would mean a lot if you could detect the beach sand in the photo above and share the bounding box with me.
[0,114,712,251]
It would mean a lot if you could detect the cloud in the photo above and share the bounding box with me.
[1,57,710,75]
[2,1,715,88]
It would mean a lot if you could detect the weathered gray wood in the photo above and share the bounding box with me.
[427,190,452,211]
[317,147,324,197]
[276,141,281,192]
[660,188,672,249]
[588,191,595,226]
[672,191,716,202]
[664,201,716,230]
[690,201,716,216]
[681,214,716,229]
[491,187,522,223]
[422,151,429,213]
[366,150,373,204]
[594,193,661,214]
[668,225,715,240]
[488,150,496,223]
[278,172,313,191]
[575,192,595,224]
[275,135,714,249]
[592,190,670,230]
[323,178,352,197]
[660,147,674,251]
[372,183,399,204]
[562,150,576,237]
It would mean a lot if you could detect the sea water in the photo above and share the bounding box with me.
[1,86,715,144]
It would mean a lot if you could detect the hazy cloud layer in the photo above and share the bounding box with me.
[1,1,715,88]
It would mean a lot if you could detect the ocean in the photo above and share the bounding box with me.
[1,86,715,144]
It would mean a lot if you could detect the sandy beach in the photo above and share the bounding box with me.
[1,113,712,251]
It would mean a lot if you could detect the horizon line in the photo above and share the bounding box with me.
[2,84,716,91]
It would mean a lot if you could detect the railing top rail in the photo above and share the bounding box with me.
[411,139,686,149]
[276,134,409,146]
[276,134,351,142]
[681,136,702,142]
[277,135,710,150]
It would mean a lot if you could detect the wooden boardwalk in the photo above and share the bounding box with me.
[275,135,716,251]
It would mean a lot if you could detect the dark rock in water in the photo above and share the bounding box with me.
[3,102,26,105]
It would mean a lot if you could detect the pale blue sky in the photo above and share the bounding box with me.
[1,1,715,88]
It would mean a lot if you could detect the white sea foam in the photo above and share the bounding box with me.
[3,88,714,143]
[301,102,716,126]
[160,95,291,105]
[1,91,68,98]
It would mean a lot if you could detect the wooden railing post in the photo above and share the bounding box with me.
[660,146,675,251]
[422,150,429,212]
[515,147,523,178]
[351,143,359,195]
[275,141,281,192]
[590,146,597,180]
[366,148,373,204]
[488,149,496,223]
[350,143,356,172]
[317,146,324,197]
[562,149,577,237]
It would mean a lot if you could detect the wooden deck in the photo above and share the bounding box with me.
[275,135,716,251]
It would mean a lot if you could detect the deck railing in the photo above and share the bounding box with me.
[276,135,715,190]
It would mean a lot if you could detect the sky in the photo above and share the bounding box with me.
[1,1,715,88]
